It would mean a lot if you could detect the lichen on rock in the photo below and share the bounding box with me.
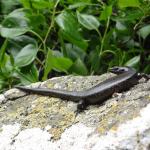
[0,74,150,149]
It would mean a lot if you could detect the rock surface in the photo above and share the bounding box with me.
[0,73,150,150]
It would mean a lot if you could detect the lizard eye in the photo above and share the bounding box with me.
[109,66,127,74]
[118,68,125,72]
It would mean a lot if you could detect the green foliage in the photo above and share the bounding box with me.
[0,0,150,92]
[118,0,140,8]
[77,11,100,30]
[138,25,150,39]
[55,11,88,50]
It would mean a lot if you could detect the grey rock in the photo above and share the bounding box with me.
[0,74,150,150]
[0,94,6,104]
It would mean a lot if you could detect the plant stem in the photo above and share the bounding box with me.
[43,0,60,45]
[96,29,102,41]
[29,30,45,50]
[35,57,43,66]
[99,17,110,56]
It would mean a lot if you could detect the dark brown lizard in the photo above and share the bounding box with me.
[16,66,150,111]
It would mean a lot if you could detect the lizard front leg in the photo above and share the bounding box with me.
[74,99,86,116]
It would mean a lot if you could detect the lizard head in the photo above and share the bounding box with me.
[109,66,129,75]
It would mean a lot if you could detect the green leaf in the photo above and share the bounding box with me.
[101,50,116,56]
[68,2,91,9]
[18,64,38,85]
[65,44,86,61]
[125,55,140,67]
[0,27,29,38]
[100,5,112,21]
[77,11,100,30]
[0,78,5,91]
[43,50,73,80]
[0,54,13,76]
[53,57,73,72]
[144,65,150,74]
[30,64,38,82]
[0,8,30,38]
[19,0,31,8]
[0,40,14,75]
[51,50,73,72]
[55,11,88,50]
[138,25,150,39]
[15,44,38,67]
[7,35,37,56]
[32,0,55,9]
[116,21,127,31]
[1,0,19,14]
[88,49,100,73]
[0,39,8,67]
[111,9,143,21]
[70,58,88,75]
[28,14,46,29]
[43,50,53,80]
[118,0,140,8]
[20,0,54,9]
[6,8,30,19]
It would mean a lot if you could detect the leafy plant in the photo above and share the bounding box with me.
[0,0,150,92]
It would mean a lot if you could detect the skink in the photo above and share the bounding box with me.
[16,66,149,110]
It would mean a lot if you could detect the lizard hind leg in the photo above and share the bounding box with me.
[76,99,86,114]
[74,100,86,117]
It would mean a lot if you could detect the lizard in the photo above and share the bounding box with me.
[15,66,150,111]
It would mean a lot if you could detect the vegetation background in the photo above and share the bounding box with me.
[0,0,150,92]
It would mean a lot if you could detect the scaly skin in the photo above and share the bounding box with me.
[16,66,149,110]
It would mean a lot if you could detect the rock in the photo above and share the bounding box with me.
[0,74,150,150]
[0,94,6,104]
[3,82,42,101]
